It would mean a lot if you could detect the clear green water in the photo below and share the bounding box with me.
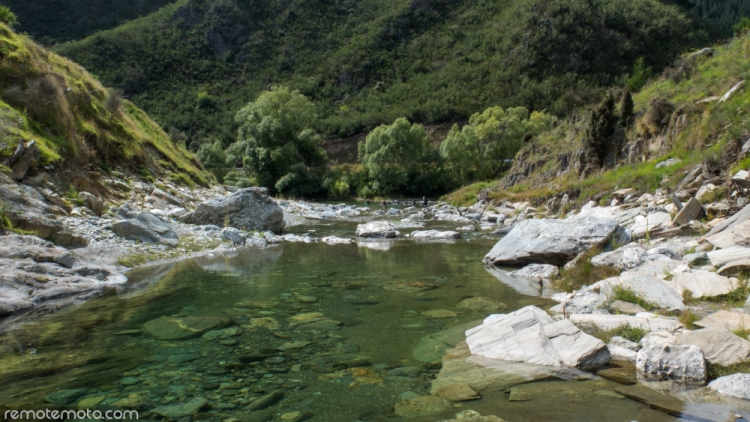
[0,220,748,421]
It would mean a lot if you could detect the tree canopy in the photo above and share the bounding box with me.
[441,107,556,183]
[228,86,327,196]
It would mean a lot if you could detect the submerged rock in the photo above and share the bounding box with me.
[151,397,208,418]
[355,221,400,238]
[483,217,620,267]
[466,306,610,369]
[394,395,450,417]
[186,188,285,233]
[142,316,231,341]
[438,410,506,422]
[456,297,507,313]
[509,264,559,280]
[436,383,480,402]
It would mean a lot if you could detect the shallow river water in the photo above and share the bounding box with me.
[0,216,748,421]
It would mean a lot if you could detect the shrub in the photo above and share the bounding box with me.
[105,88,123,113]
[0,200,13,231]
[586,92,617,167]
[587,323,648,344]
[619,91,634,128]
[626,57,652,93]
[168,172,194,188]
[679,309,698,329]
[734,17,750,36]
[637,98,675,138]
[0,5,17,27]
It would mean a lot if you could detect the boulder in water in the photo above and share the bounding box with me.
[356,221,400,238]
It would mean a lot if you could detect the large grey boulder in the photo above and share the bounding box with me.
[636,343,707,384]
[708,374,750,400]
[679,329,750,366]
[111,210,179,247]
[465,306,610,370]
[483,217,621,266]
[186,188,285,233]
[356,221,400,238]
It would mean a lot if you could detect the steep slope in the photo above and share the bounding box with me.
[0,22,209,186]
[473,30,750,206]
[54,0,709,147]
[1,0,174,43]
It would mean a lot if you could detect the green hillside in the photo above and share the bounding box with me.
[0,21,210,186]
[54,0,710,148]
[1,0,174,43]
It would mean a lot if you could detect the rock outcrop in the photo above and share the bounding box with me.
[185,188,285,233]
[483,217,621,266]
[465,306,610,370]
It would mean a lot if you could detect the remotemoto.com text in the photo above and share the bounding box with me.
[4,409,138,420]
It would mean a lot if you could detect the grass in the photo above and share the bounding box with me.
[708,362,750,379]
[442,181,496,207]
[553,248,620,292]
[612,286,655,311]
[584,323,648,344]
[704,282,749,308]
[679,309,699,329]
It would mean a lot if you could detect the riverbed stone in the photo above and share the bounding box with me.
[438,410,507,422]
[246,391,284,411]
[411,230,461,239]
[596,275,684,309]
[422,309,458,318]
[456,297,507,313]
[679,329,750,366]
[151,397,207,418]
[355,221,400,238]
[708,373,750,400]
[466,306,610,369]
[436,383,481,402]
[384,281,438,292]
[142,316,231,341]
[483,217,620,266]
[706,246,750,267]
[717,259,750,276]
[44,388,87,405]
[77,396,105,409]
[635,343,707,384]
[393,395,450,417]
[683,252,710,266]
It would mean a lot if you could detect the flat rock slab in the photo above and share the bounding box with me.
[466,306,609,369]
[694,310,750,332]
[614,385,685,415]
[665,269,738,299]
[596,275,684,309]
[569,314,683,332]
[706,246,750,267]
[430,342,594,395]
[706,219,750,249]
[142,316,231,341]
[609,300,647,315]
[483,217,619,267]
[436,383,481,402]
[708,373,750,400]
[596,367,637,385]
[717,259,750,276]
[679,329,750,366]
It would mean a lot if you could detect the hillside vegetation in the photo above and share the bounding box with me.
[2,0,174,44]
[0,21,209,186]
[54,0,710,148]
[447,29,750,206]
